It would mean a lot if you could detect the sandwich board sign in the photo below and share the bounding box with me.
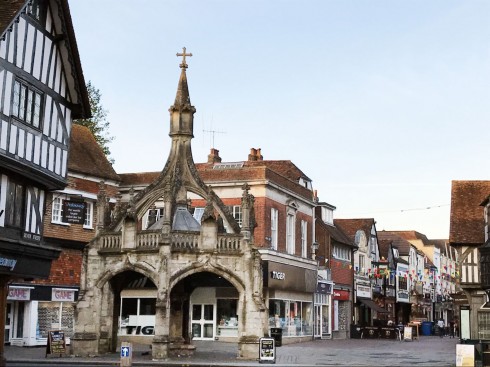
[45,330,66,357]
[259,337,275,364]
[403,326,413,341]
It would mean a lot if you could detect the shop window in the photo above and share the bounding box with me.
[478,312,490,339]
[37,301,75,339]
[268,299,312,337]
[119,296,156,336]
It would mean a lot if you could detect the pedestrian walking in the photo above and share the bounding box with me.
[437,318,445,338]
[449,320,455,338]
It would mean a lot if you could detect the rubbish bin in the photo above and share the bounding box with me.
[270,328,282,347]
[421,321,433,336]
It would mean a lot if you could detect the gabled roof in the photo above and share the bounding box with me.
[378,239,393,259]
[377,231,413,256]
[389,230,433,247]
[68,125,120,182]
[333,218,375,243]
[449,180,490,246]
[317,221,353,248]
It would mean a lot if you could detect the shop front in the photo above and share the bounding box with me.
[314,280,333,339]
[332,288,352,339]
[6,284,78,346]
[262,256,317,344]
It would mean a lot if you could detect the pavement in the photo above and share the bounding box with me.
[4,335,461,366]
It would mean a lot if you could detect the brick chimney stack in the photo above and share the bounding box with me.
[208,148,222,163]
[248,148,263,161]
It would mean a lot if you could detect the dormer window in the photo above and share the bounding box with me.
[321,207,333,225]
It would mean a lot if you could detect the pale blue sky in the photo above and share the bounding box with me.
[69,1,490,239]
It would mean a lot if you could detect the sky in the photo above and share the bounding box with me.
[68,1,490,240]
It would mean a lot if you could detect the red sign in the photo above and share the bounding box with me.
[333,289,350,301]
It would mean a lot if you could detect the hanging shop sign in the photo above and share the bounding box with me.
[356,284,371,299]
[316,282,332,294]
[333,289,350,301]
[62,200,86,224]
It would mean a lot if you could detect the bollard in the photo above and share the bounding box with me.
[120,341,132,367]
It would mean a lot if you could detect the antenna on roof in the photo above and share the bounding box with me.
[203,115,226,148]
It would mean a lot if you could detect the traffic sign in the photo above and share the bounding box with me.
[120,342,133,366]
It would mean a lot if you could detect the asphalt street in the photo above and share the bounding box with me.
[4,335,461,366]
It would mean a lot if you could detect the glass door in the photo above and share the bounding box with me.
[314,305,321,337]
[5,302,12,344]
[321,305,330,338]
[191,304,215,340]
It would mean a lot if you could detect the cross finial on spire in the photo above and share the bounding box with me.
[177,47,192,69]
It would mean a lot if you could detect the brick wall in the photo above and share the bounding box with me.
[331,258,353,287]
[32,248,82,287]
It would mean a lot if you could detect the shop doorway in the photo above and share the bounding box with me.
[191,304,215,340]
[4,302,12,344]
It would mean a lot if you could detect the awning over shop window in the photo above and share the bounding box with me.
[358,298,390,313]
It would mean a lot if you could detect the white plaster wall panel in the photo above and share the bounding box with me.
[7,30,14,64]
[43,95,52,136]
[32,30,44,80]
[0,120,7,150]
[64,108,71,143]
[41,38,52,85]
[3,71,13,116]
[33,135,40,165]
[15,20,26,68]
[23,23,35,73]
[8,124,17,154]
[60,74,66,99]
[0,70,4,112]
[0,174,6,226]
[17,128,25,158]
[25,189,32,232]
[40,139,48,168]
[25,132,33,161]
[0,36,6,59]
[53,52,61,92]
[48,143,54,172]
[61,149,67,177]
[55,146,61,175]
[45,9,53,35]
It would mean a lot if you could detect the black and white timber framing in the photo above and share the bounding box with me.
[0,0,89,279]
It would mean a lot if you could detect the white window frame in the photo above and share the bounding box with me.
[51,195,93,229]
[301,220,307,258]
[143,207,165,229]
[286,213,295,255]
[231,205,242,227]
[333,245,351,261]
[271,208,278,250]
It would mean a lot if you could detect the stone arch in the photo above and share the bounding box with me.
[169,262,246,293]
[96,262,158,290]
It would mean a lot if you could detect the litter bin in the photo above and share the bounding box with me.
[421,321,433,336]
[270,328,282,347]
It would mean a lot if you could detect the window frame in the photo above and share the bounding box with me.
[286,213,295,255]
[270,208,278,250]
[5,179,25,229]
[301,220,307,258]
[11,79,43,129]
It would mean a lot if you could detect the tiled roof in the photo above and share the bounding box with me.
[378,239,392,259]
[389,230,432,247]
[333,218,375,243]
[318,222,353,247]
[377,231,412,256]
[119,160,313,199]
[68,124,120,182]
[0,0,25,36]
[449,180,490,246]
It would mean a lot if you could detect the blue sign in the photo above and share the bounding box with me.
[121,346,131,357]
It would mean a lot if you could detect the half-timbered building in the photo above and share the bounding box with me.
[449,180,490,339]
[0,0,89,355]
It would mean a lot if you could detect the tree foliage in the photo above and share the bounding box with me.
[74,81,114,163]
